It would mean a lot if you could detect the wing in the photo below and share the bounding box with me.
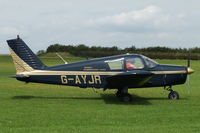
[106,70,154,88]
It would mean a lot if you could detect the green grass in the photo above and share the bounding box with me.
[0,56,200,133]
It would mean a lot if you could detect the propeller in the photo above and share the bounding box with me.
[186,53,195,95]
[187,55,190,67]
[186,54,192,94]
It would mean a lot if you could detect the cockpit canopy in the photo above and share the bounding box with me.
[105,55,158,70]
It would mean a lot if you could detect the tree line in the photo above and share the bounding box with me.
[37,44,200,60]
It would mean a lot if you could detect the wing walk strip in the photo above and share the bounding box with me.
[20,70,188,76]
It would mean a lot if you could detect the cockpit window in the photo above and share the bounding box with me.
[126,57,144,69]
[105,58,124,70]
[142,56,158,68]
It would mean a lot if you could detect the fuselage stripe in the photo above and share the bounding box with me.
[18,70,188,76]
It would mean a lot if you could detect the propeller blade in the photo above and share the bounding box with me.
[186,54,192,95]
[187,75,191,95]
[187,55,190,67]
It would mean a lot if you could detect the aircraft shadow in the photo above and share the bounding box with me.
[12,95,102,100]
[100,94,169,105]
[12,94,170,105]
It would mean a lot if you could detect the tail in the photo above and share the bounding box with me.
[7,36,46,75]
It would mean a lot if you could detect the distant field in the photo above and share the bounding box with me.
[0,55,200,133]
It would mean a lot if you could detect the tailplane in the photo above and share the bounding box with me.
[7,36,46,74]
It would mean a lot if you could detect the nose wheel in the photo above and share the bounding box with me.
[164,86,179,100]
[168,91,179,100]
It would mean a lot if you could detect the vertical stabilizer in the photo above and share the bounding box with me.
[7,36,46,74]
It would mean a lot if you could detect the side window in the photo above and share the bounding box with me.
[105,58,124,70]
[126,57,144,69]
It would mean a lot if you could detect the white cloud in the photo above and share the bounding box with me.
[89,5,160,25]
[88,5,186,32]
[0,1,200,54]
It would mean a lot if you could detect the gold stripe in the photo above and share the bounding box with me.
[9,48,34,74]
[19,70,188,76]
[152,71,187,74]
[24,70,122,75]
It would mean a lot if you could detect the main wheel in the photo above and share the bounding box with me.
[168,91,179,100]
[116,90,122,98]
[120,94,132,102]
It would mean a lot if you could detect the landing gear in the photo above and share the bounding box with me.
[116,90,122,98]
[116,87,132,102]
[168,91,179,100]
[121,93,132,102]
[164,86,179,100]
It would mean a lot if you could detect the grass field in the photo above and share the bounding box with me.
[0,56,200,133]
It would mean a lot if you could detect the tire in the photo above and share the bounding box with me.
[116,90,122,98]
[168,91,179,100]
[120,94,132,102]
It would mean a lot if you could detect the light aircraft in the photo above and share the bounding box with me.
[7,36,194,102]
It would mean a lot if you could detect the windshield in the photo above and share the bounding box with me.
[142,56,158,68]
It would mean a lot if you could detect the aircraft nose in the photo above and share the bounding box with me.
[187,67,194,74]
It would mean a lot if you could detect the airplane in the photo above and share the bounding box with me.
[7,36,194,102]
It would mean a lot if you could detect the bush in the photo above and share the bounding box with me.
[38,44,200,60]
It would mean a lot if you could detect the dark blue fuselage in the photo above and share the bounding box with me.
[18,54,188,89]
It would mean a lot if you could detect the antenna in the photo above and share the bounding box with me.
[56,53,68,64]
[17,35,20,39]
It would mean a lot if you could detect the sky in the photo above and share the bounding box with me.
[0,0,200,54]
